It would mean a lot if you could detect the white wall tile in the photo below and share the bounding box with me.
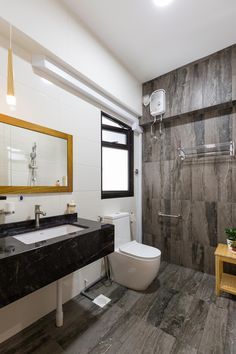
[0,43,136,342]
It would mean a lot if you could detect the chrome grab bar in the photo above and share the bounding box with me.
[158,212,181,219]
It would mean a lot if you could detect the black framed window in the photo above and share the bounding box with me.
[101,112,134,199]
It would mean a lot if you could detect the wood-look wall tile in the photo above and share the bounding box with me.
[231,106,236,136]
[203,246,216,274]
[142,162,159,234]
[191,201,208,244]
[202,164,218,202]
[171,160,192,200]
[142,162,161,200]
[231,203,236,226]
[169,200,182,241]
[171,118,196,152]
[180,241,196,270]
[189,62,204,112]
[191,162,205,201]
[142,127,161,162]
[232,74,236,102]
[232,45,236,93]
[151,198,162,238]
[161,123,172,161]
[169,240,184,266]
[202,48,232,108]
[143,233,155,247]
[191,241,205,272]
[172,67,189,116]
[204,113,232,144]
[217,202,232,243]
[181,200,192,242]
[230,161,236,202]
[216,161,232,203]
[205,202,217,247]
[193,117,205,145]
[142,46,236,275]
[160,161,172,199]
[140,45,234,126]
[142,197,152,235]
[218,47,233,103]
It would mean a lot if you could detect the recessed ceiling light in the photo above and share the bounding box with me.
[153,0,174,7]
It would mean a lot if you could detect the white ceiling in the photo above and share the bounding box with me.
[62,0,236,83]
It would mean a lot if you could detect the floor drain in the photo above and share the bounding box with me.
[92,294,111,308]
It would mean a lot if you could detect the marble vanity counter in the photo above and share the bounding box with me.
[0,213,102,259]
[0,213,114,308]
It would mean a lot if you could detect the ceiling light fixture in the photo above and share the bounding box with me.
[32,56,142,133]
[41,77,53,85]
[6,24,16,108]
[153,0,174,7]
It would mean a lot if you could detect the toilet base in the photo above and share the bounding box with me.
[108,251,161,291]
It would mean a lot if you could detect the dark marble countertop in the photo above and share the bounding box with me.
[0,213,114,308]
[0,213,101,260]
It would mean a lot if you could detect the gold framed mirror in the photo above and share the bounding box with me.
[0,113,73,194]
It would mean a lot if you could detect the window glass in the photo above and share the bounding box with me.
[102,130,127,145]
[102,116,127,129]
[102,147,128,191]
[101,112,133,198]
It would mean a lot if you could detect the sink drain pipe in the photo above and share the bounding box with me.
[56,279,63,327]
[55,257,112,327]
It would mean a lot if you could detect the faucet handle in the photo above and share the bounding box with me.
[35,204,41,211]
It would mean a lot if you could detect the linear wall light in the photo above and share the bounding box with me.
[32,56,142,134]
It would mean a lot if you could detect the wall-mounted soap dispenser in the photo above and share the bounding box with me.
[0,197,15,215]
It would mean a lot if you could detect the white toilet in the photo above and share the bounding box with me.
[103,212,161,291]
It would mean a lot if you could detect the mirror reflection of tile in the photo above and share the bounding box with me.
[0,122,68,187]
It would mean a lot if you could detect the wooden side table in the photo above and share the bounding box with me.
[215,243,236,296]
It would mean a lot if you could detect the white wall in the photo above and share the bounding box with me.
[0,0,142,114]
[0,39,138,343]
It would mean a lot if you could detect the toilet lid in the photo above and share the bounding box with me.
[119,241,161,259]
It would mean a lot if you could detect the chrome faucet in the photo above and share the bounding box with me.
[35,205,46,228]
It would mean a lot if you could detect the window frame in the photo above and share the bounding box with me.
[101,112,134,199]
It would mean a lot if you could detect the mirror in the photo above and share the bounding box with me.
[0,114,73,193]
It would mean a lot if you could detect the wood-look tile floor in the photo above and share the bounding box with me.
[0,262,235,354]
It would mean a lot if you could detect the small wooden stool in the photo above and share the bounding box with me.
[215,243,236,296]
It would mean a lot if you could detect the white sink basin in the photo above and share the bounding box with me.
[13,224,84,245]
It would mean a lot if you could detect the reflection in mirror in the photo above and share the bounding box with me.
[0,114,73,193]
[0,123,67,187]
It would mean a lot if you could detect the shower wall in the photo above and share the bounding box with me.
[141,45,236,274]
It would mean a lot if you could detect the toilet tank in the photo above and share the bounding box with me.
[102,212,131,249]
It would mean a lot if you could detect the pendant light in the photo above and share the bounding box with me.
[6,24,16,107]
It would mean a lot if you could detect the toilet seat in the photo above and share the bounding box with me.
[119,241,161,260]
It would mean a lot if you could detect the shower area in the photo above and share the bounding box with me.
[141,44,236,274]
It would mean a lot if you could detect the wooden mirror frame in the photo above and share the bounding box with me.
[0,113,73,194]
